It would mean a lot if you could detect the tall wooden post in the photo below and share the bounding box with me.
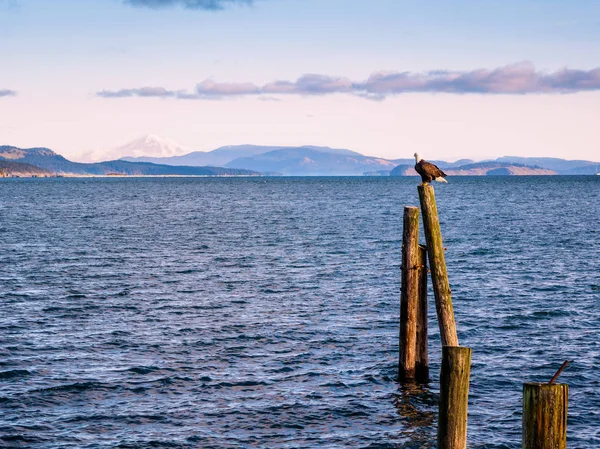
[417,184,458,347]
[399,206,420,380]
[415,244,429,381]
[438,346,472,449]
[523,383,568,449]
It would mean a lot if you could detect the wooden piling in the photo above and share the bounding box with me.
[438,346,472,449]
[523,383,568,449]
[417,184,459,347]
[399,206,420,381]
[415,244,429,381]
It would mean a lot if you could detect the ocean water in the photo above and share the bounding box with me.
[1,176,599,448]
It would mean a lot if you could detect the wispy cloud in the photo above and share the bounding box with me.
[96,63,600,100]
[359,62,600,95]
[195,79,261,97]
[123,0,253,10]
[0,89,17,97]
[97,87,177,98]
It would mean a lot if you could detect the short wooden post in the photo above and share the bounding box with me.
[417,184,459,347]
[415,244,429,381]
[438,346,472,449]
[523,383,568,449]
[399,206,420,381]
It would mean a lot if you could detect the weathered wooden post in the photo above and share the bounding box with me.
[417,184,458,346]
[417,184,470,447]
[523,362,569,449]
[523,383,568,449]
[415,244,429,381]
[399,206,420,381]
[438,346,472,449]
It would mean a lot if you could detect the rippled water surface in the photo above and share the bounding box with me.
[1,177,599,448]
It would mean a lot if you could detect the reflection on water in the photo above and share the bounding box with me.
[393,381,436,448]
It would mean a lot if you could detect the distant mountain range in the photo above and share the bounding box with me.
[117,135,600,176]
[390,161,555,177]
[123,143,278,167]
[495,156,599,175]
[0,146,260,177]
[390,158,598,176]
[226,146,396,176]
[1,135,598,177]
[123,141,395,176]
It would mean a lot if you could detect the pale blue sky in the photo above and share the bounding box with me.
[1,0,599,161]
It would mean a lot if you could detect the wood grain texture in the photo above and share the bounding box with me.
[399,206,420,380]
[415,244,429,382]
[417,184,459,347]
[523,383,568,449]
[438,346,472,449]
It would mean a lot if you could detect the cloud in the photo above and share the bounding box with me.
[96,63,600,101]
[0,89,17,97]
[124,0,252,10]
[356,62,600,95]
[264,74,354,95]
[96,87,176,98]
[195,79,261,97]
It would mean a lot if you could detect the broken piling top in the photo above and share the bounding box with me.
[438,346,472,449]
[523,382,568,449]
[417,184,458,347]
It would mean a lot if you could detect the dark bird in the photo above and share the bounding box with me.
[414,153,448,184]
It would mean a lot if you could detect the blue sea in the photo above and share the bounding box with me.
[1,176,599,448]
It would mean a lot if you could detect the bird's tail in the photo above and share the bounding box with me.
[435,177,448,184]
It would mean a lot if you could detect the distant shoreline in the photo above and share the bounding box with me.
[0,173,598,180]
[0,174,265,179]
[3,143,599,177]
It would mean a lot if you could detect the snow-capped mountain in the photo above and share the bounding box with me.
[81,134,192,162]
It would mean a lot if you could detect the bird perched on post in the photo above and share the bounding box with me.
[414,153,448,185]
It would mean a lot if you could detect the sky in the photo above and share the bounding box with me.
[1,0,599,162]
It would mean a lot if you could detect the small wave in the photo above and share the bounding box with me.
[64,413,168,425]
[126,366,162,375]
[131,375,193,386]
[0,434,47,444]
[333,406,371,418]
[261,288,292,294]
[66,293,88,299]
[114,440,185,448]
[212,380,270,388]
[175,269,203,274]
[469,248,495,256]
[33,381,117,394]
[271,366,294,373]
[0,369,31,379]
[531,309,567,319]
